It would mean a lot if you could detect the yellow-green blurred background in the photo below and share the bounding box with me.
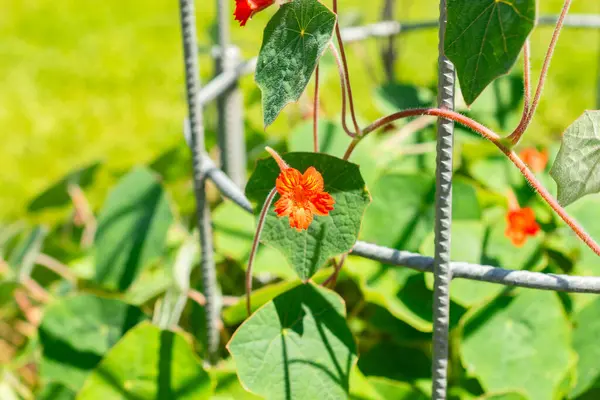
[1,0,599,220]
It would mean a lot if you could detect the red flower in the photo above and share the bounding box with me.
[505,207,540,247]
[519,147,548,173]
[266,147,335,231]
[234,0,275,26]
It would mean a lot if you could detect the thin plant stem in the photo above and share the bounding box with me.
[345,107,600,257]
[246,188,278,316]
[509,0,572,144]
[512,40,531,138]
[333,0,361,136]
[322,253,347,288]
[188,289,207,306]
[313,65,320,152]
[329,42,356,137]
[382,115,437,148]
[265,146,289,170]
[35,254,76,283]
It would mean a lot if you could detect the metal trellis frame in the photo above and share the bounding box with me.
[178,1,600,396]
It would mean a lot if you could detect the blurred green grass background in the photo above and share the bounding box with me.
[1,0,598,220]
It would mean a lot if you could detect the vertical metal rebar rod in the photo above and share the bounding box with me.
[431,0,455,398]
[178,0,220,365]
[596,29,600,108]
[381,0,396,81]
[216,0,247,188]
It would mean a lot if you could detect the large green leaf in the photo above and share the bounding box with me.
[95,167,173,291]
[359,173,434,251]
[212,201,294,280]
[570,297,600,398]
[77,323,212,400]
[245,152,370,280]
[212,365,262,400]
[256,0,336,127]
[461,290,571,399]
[222,269,330,326]
[345,256,465,332]
[8,225,47,281]
[37,383,76,400]
[227,283,357,399]
[27,162,101,212]
[550,110,600,206]
[367,377,428,400]
[444,0,536,105]
[39,294,147,391]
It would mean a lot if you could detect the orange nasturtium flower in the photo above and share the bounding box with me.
[504,191,540,247]
[234,0,275,26]
[519,147,548,173]
[266,147,335,231]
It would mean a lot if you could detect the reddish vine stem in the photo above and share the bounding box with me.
[509,0,572,144]
[512,40,531,138]
[346,107,600,257]
[329,43,356,138]
[322,253,347,288]
[246,188,278,316]
[332,0,361,136]
[313,65,320,152]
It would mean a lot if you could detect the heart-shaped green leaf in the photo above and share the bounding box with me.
[95,166,173,291]
[550,110,600,206]
[256,0,336,127]
[444,0,536,105]
[227,283,357,400]
[245,152,370,280]
[77,322,212,400]
[461,290,571,399]
[570,297,600,398]
[39,294,147,391]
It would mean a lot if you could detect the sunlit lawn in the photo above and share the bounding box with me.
[1,0,598,220]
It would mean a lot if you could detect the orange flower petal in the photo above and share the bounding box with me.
[233,0,253,26]
[289,207,313,231]
[275,168,302,195]
[519,148,548,173]
[310,192,335,216]
[274,196,293,217]
[234,0,275,27]
[505,207,540,246]
[301,167,324,193]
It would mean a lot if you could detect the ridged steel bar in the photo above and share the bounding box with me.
[199,154,600,294]
[431,0,455,398]
[380,0,397,81]
[352,242,600,293]
[178,0,220,365]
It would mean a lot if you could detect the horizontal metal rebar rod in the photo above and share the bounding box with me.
[202,156,600,294]
[197,14,600,104]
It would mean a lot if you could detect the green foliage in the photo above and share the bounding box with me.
[461,290,571,399]
[245,152,371,280]
[444,0,536,105]
[7,225,47,280]
[551,110,600,206]
[570,297,600,398]
[256,0,336,127]
[227,283,357,399]
[27,162,101,212]
[77,323,212,399]
[38,294,147,391]
[94,167,173,291]
[3,1,600,399]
